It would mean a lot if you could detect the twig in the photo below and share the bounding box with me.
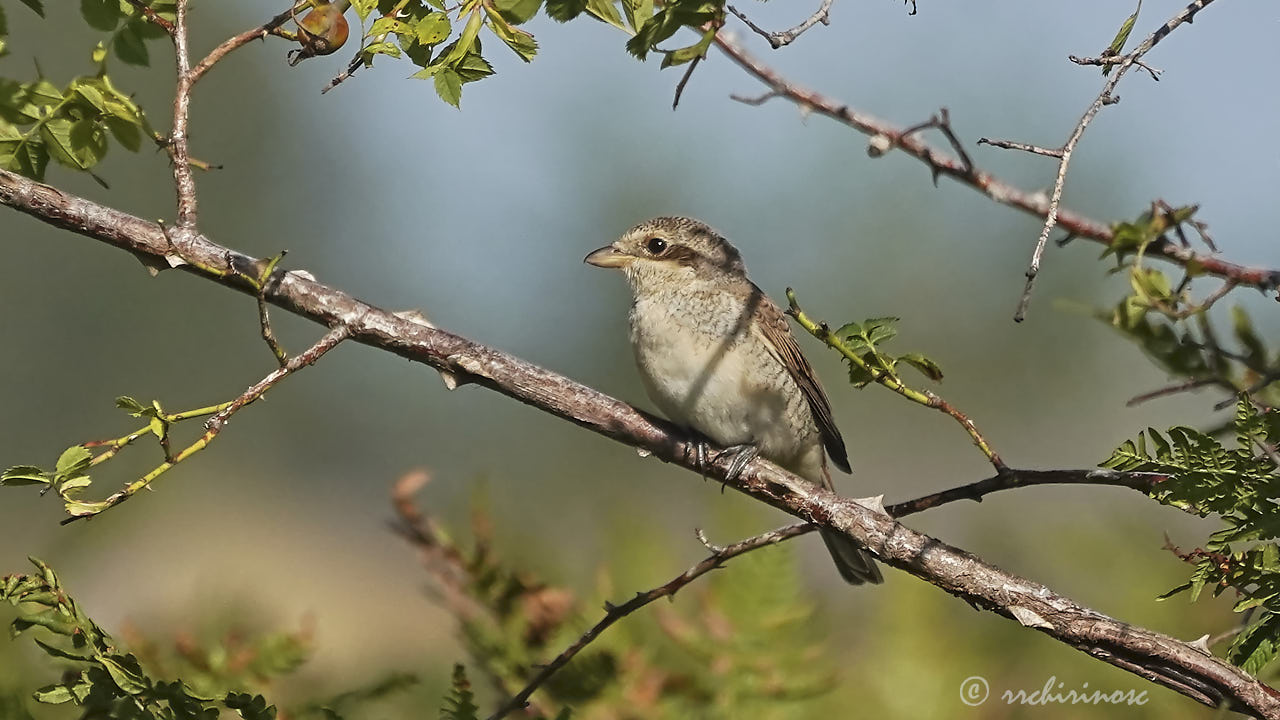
[896,108,972,183]
[976,137,1063,158]
[671,55,703,110]
[486,522,813,720]
[61,325,350,523]
[1215,371,1280,412]
[709,32,1280,294]
[189,2,307,86]
[323,0,412,93]
[256,252,291,365]
[3,169,1280,717]
[123,0,175,33]
[170,0,198,231]
[1070,54,1163,81]
[726,0,833,49]
[1012,0,1217,322]
[787,291,1006,472]
[1126,377,1219,407]
[492,467,1167,717]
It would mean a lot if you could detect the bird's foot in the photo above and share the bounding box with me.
[685,438,712,481]
[715,444,760,484]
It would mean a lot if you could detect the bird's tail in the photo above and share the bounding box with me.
[820,530,883,585]
[814,459,883,585]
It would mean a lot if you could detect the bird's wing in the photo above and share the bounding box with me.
[751,286,852,474]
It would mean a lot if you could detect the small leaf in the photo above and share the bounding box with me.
[899,352,944,382]
[544,0,587,21]
[80,0,122,31]
[494,0,541,24]
[2,465,49,486]
[32,684,74,705]
[416,12,451,44]
[17,0,44,17]
[1102,0,1141,76]
[97,654,148,695]
[55,446,92,477]
[433,68,462,107]
[113,24,150,66]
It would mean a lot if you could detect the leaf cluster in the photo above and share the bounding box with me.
[1,395,231,518]
[0,1,166,181]
[1,557,281,719]
[830,316,944,387]
[1103,398,1280,674]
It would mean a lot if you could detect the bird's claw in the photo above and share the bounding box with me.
[716,444,760,484]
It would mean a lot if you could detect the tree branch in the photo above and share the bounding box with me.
[1,168,1277,716]
[711,30,1280,296]
[726,0,833,49]
[492,467,1168,717]
[1004,0,1218,321]
[189,2,304,86]
[169,0,198,230]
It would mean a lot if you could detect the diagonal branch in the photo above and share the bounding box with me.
[726,0,834,49]
[710,31,1280,296]
[492,467,1168,718]
[1005,0,1218,321]
[1,168,1278,716]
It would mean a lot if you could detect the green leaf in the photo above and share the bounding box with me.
[1,465,49,486]
[486,12,537,61]
[899,352,944,382]
[621,0,653,32]
[57,475,94,498]
[585,0,627,31]
[32,684,74,705]
[433,68,462,107]
[1102,0,1141,76]
[107,117,141,151]
[544,0,587,22]
[55,446,92,477]
[97,654,148,695]
[351,0,378,21]
[18,0,45,17]
[453,52,494,82]
[1229,611,1280,675]
[416,12,451,44]
[80,0,122,31]
[113,23,149,66]
[440,665,479,720]
[660,27,713,68]
[494,0,541,24]
[115,395,147,414]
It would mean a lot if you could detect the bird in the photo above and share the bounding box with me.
[585,216,882,585]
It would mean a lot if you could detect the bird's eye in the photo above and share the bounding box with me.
[645,237,668,255]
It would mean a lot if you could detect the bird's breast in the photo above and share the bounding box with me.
[627,293,818,471]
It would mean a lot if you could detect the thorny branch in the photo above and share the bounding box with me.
[189,2,305,86]
[169,0,197,232]
[61,325,350,523]
[711,29,1280,298]
[726,0,834,49]
[986,0,1218,321]
[2,168,1279,715]
[787,291,1006,472]
[492,468,1167,718]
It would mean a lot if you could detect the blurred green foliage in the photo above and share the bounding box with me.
[2,0,1279,718]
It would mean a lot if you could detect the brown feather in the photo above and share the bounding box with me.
[750,286,851,473]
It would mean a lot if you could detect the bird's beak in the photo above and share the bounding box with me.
[584,245,632,268]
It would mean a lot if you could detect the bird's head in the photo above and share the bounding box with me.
[584,217,746,293]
